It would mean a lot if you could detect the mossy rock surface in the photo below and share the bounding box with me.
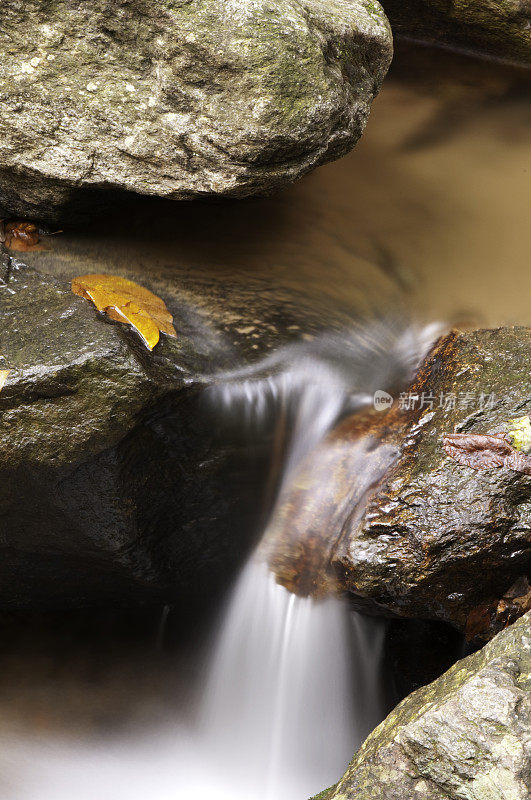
[0,0,392,222]
[318,611,531,800]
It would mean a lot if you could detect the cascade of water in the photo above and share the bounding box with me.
[1,583,385,800]
[0,322,437,800]
[206,320,441,494]
[180,321,435,797]
[196,557,386,800]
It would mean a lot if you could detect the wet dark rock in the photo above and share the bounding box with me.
[0,253,349,610]
[334,327,531,636]
[465,574,531,644]
[267,327,530,631]
[381,0,531,65]
[0,0,392,223]
[316,611,531,800]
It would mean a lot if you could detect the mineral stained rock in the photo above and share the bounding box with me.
[316,611,531,800]
[381,0,531,64]
[334,327,531,636]
[0,0,392,223]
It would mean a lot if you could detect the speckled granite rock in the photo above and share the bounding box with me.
[381,0,531,64]
[0,0,392,222]
[314,611,531,800]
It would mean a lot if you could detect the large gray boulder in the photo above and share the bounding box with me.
[381,0,530,64]
[315,611,531,800]
[0,0,392,223]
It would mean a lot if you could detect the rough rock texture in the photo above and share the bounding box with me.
[0,0,392,223]
[381,0,531,65]
[334,328,531,636]
[266,327,530,633]
[0,251,353,609]
[316,611,531,800]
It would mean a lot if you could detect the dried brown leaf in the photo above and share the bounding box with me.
[3,221,43,252]
[72,274,176,350]
[443,432,531,474]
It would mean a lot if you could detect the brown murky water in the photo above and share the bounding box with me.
[24,42,531,330]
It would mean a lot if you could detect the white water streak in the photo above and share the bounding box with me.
[0,563,385,800]
[196,559,385,800]
[0,322,438,799]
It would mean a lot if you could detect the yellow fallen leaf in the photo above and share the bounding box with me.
[107,301,161,350]
[71,274,176,351]
[0,369,10,392]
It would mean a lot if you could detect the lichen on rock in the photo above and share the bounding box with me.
[317,611,531,800]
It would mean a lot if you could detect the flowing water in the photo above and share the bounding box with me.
[1,581,384,800]
[197,560,384,800]
[2,319,426,800]
[0,41,529,800]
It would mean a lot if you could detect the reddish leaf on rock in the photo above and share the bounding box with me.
[504,450,531,475]
[71,273,177,350]
[443,433,513,469]
[1,220,43,252]
[443,432,531,475]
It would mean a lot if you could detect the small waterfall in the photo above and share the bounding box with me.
[0,321,437,800]
[0,569,385,800]
[182,320,436,798]
[197,558,385,800]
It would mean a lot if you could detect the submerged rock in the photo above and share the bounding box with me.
[381,0,531,64]
[316,611,531,800]
[0,0,392,223]
[334,327,531,636]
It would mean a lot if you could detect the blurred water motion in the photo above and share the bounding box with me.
[1,579,384,800]
[207,319,440,597]
[0,315,434,799]
[198,560,385,800]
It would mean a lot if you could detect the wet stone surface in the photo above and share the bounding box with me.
[334,327,531,636]
[0,254,353,610]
